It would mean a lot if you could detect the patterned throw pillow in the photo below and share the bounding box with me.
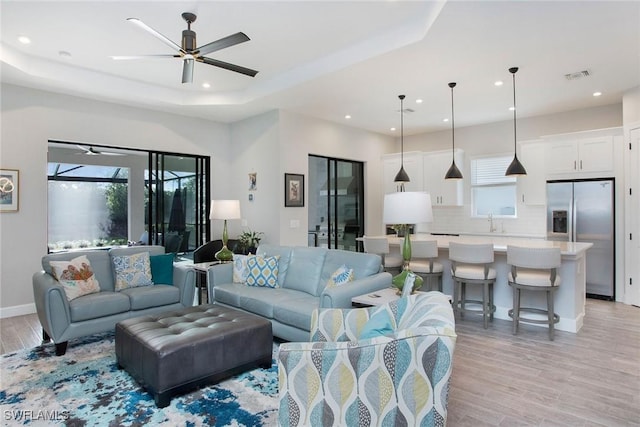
[326,265,354,288]
[233,255,251,284]
[246,255,280,288]
[49,255,101,301]
[112,252,154,291]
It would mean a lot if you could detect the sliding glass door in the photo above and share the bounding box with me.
[47,141,209,254]
[308,155,364,251]
[147,153,210,253]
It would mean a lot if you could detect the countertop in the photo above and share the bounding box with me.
[367,234,593,256]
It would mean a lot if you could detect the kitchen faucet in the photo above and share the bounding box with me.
[488,213,497,233]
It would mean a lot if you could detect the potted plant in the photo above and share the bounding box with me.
[237,229,264,255]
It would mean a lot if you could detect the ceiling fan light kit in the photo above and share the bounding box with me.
[117,12,259,84]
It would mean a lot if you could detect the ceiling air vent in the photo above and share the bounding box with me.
[565,70,591,81]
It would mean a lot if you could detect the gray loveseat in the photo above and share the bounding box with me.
[33,245,195,355]
[207,244,392,342]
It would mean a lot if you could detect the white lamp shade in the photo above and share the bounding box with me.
[209,199,241,220]
[383,192,433,225]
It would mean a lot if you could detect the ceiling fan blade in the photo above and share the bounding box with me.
[111,54,179,60]
[198,57,258,77]
[127,18,183,53]
[197,32,250,56]
[182,58,194,84]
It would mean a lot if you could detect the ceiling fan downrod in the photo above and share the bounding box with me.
[181,13,197,52]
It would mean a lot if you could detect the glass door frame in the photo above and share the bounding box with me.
[309,155,365,251]
[147,151,210,251]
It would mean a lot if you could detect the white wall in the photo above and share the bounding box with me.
[623,86,640,124]
[278,111,394,245]
[0,84,231,315]
[229,110,282,245]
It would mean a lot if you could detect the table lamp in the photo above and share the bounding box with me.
[383,191,433,292]
[209,200,241,261]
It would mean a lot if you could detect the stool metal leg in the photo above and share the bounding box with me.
[512,286,520,335]
[452,279,460,316]
[547,289,555,341]
[460,282,466,318]
[482,282,489,329]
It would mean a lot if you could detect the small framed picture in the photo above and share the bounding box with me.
[284,173,304,207]
[0,169,19,212]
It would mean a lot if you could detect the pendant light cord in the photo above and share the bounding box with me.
[512,70,517,154]
[400,95,405,166]
[450,85,455,151]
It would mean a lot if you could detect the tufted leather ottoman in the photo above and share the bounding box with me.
[115,304,273,407]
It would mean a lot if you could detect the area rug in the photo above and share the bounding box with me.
[0,333,279,426]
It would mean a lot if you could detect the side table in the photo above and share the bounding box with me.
[351,287,450,307]
[191,261,229,305]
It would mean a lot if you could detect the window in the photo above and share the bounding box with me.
[48,163,129,250]
[471,156,517,217]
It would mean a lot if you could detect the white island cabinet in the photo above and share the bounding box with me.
[384,234,592,333]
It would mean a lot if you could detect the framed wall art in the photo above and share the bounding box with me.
[0,169,19,212]
[284,173,304,207]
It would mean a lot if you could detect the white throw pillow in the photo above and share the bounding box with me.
[49,255,101,301]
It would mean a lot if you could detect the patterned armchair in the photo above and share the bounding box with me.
[277,292,456,426]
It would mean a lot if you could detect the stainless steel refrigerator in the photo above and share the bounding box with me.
[546,179,615,299]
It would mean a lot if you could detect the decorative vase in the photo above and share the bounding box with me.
[392,269,424,295]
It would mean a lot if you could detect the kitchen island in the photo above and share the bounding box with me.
[382,234,592,333]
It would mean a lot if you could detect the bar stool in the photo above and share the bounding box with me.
[409,240,443,291]
[363,236,403,273]
[507,245,561,340]
[449,242,496,329]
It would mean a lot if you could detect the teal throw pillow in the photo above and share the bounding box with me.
[359,309,395,340]
[150,253,174,285]
[246,255,280,288]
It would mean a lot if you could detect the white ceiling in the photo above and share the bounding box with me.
[1,1,639,136]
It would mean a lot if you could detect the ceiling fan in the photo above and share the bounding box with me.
[112,12,258,84]
[76,145,122,156]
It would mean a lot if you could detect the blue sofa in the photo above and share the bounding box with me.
[207,244,393,342]
[32,245,195,355]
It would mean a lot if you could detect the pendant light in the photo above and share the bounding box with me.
[505,67,527,176]
[444,82,463,179]
[394,94,410,187]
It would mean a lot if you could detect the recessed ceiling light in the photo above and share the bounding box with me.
[390,127,396,131]
[344,115,351,119]
[416,99,423,104]
[443,118,449,122]
[593,91,602,97]
[509,106,515,111]
[202,82,211,89]
[18,36,31,45]
[494,81,503,86]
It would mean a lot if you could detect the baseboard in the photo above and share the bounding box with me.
[0,303,36,319]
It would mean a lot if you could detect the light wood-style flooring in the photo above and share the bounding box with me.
[1,299,639,426]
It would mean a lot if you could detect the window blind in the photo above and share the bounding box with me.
[471,156,517,185]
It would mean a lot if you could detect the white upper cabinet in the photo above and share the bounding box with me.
[382,152,423,194]
[546,136,614,177]
[422,150,464,206]
[516,141,546,205]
